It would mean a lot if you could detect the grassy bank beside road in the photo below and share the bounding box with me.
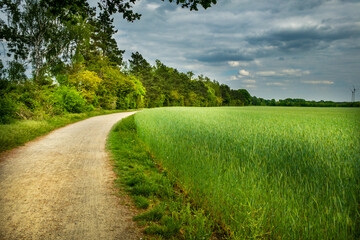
[0,110,127,152]
[134,107,360,239]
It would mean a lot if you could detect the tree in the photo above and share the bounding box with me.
[129,52,158,107]
[0,0,91,83]
[6,60,27,83]
[88,3,125,67]
[129,52,152,79]
[220,84,231,106]
[67,69,102,104]
[230,89,251,106]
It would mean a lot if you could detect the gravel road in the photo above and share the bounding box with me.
[0,112,142,240]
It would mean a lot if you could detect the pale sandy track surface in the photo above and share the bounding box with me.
[0,112,142,240]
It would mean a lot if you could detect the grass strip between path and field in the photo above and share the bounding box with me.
[107,115,226,240]
[0,109,130,153]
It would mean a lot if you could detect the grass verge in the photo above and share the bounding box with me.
[107,115,222,239]
[0,109,129,153]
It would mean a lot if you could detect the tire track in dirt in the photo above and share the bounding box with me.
[0,112,142,240]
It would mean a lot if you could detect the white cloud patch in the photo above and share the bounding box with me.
[257,71,277,77]
[282,69,311,76]
[257,69,310,77]
[242,79,256,83]
[146,3,161,10]
[302,80,334,85]
[229,75,238,81]
[228,61,249,67]
[266,82,285,86]
[239,69,250,76]
[237,69,251,78]
[243,84,257,88]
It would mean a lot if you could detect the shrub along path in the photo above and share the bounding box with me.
[0,112,142,239]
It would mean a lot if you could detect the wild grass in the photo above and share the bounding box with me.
[135,107,360,239]
[0,109,125,152]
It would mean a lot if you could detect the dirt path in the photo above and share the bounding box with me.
[0,112,142,240]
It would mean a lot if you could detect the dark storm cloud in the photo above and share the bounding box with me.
[192,49,253,63]
[247,24,360,52]
[291,0,330,10]
[340,0,359,2]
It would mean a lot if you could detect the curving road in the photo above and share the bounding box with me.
[0,112,142,240]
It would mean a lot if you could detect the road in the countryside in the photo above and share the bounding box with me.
[0,112,142,240]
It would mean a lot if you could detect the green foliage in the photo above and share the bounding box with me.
[91,9,125,67]
[230,89,251,106]
[6,61,27,83]
[135,107,360,239]
[0,96,17,124]
[12,83,59,120]
[54,86,87,113]
[68,69,102,104]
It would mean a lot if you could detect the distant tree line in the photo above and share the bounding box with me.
[128,52,251,108]
[251,96,360,107]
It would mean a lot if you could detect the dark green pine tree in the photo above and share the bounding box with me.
[90,4,125,67]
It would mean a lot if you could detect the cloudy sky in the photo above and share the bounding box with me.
[112,0,360,101]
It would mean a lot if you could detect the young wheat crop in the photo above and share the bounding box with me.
[135,107,360,239]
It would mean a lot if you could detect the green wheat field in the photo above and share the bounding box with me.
[134,107,360,239]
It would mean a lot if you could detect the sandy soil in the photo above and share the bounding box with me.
[0,112,142,240]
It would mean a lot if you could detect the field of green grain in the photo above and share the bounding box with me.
[134,107,360,239]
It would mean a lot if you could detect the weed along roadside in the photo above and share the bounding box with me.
[107,114,225,239]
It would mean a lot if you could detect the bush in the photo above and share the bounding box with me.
[68,70,101,105]
[54,86,87,113]
[0,96,17,124]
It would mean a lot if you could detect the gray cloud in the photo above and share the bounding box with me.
[247,24,360,53]
[291,0,330,10]
[191,49,253,63]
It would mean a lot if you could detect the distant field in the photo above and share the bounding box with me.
[135,107,360,239]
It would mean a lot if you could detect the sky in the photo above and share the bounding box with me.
[108,0,360,102]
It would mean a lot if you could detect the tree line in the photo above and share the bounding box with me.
[251,96,360,107]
